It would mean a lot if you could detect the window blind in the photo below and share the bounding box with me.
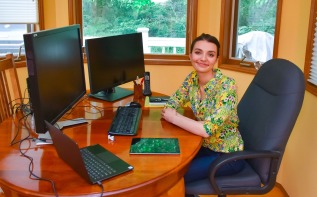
[0,0,38,24]
[309,16,317,86]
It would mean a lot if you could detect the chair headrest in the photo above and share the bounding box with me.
[253,58,305,95]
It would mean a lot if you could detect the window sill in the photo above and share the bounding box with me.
[219,63,257,75]
[144,59,191,66]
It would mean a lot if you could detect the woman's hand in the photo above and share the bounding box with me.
[161,107,178,124]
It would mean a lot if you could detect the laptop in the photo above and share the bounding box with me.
[45,121,133,184]
[129,138,180,154]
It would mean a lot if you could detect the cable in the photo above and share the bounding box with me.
[8,95,59,197]
[7,92,120,197]
[18,138,59,197]
[61,96,119,121]
[97,181,104,197]
[10,110,32,146]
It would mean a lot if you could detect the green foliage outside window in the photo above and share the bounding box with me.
[82,0,187,38]
[238,0,277,35]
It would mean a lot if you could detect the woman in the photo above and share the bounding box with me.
[161,33,245,183]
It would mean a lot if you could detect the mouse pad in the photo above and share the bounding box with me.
[129,138,180,154]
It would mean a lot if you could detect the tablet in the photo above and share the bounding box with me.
[129,138,180,154]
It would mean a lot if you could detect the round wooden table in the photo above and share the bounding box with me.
[0,94,202,197]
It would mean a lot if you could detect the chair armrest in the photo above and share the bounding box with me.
[208,150,280,194]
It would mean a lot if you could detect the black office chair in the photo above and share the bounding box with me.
[185,58,305,197]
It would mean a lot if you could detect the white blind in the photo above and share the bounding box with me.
[0,0,38,24]
[309,17,317,86]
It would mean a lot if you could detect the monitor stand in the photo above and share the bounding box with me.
[35,118,88,146]
[89,87,133,102]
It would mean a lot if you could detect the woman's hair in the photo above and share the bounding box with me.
[190,33,220,57]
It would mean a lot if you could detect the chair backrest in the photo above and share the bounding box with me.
[237,58,305,184]
[0,54,22,123]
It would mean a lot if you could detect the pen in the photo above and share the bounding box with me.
[136,76,139,84]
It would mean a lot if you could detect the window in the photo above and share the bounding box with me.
[0,0,44,57]
[219,0,282,74]
[0,24,30,57]
[69,0,197,65]
[304,0,317,96]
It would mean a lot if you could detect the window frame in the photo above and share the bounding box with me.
[38,0,44,30]
[218,0,283,74]
[69,0,198,66]
[304,0,317,96]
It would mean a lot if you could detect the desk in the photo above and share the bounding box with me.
[0,94,202,197]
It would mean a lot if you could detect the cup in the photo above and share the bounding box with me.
[134,84,143,99]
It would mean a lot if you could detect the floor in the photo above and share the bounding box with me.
[0,184,288,197]
[199,184,289,197]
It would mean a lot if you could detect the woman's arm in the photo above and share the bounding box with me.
[161,108,209,138]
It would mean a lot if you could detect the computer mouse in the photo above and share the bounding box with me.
[129,101,141,108]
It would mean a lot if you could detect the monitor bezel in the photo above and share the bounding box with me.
[24,24,86,134]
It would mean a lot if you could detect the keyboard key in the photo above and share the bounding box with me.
[80,148,116,182]
[108,106,142,135]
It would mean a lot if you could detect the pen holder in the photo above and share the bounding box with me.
[134,84,143,99]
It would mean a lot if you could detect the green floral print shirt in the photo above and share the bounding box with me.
[165,69,244,153]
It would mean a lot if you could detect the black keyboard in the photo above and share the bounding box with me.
[108,106,142,135]
[80,148,116,182]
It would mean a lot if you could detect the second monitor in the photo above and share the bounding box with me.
[85,32,145,102]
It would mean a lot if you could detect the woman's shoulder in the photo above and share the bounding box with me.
[215,69,236,84]
[184,70,198,82]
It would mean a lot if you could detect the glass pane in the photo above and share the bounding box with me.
[82,0,187,55]
[0,24,26,56]
[234,0,277,63]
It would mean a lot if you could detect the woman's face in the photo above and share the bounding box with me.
[189,40,218,74]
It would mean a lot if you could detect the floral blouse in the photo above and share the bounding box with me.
[165,69,244,153]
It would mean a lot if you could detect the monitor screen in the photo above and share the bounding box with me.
[23,25,86,134]
[85,33,145,101]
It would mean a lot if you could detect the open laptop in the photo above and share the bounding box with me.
[45,121,133,184]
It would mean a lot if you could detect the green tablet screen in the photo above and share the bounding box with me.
[129,138,180,154]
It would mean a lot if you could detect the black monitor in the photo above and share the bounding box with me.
[85,33,145,101]
[23,25,86,135]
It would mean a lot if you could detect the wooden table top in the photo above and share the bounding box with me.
[0,94,202,197]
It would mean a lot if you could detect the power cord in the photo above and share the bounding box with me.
[8,91,116,197]
[97,181,104,197]
[8,95,59,197]
[18,138,59,197]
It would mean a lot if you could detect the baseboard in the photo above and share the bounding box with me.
[276,182,290,197]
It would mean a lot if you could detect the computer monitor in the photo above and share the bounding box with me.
[85,32,145,101]
[23,25,86,135]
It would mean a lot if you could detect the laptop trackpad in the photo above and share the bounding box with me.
[87,144,119,163]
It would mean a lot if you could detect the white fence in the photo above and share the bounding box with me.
[137,27,185,54]
[0,28,186,56]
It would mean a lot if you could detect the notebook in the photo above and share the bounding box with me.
[149,96,170,104]
[129,138,180,154]
[144,96,167,108]
[45,121,133,184]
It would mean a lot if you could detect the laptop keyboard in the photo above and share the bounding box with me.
[108,106,142,135]
[80,148,117,182]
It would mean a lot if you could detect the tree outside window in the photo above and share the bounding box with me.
[72,0,197,66]
[83,0,187,54]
